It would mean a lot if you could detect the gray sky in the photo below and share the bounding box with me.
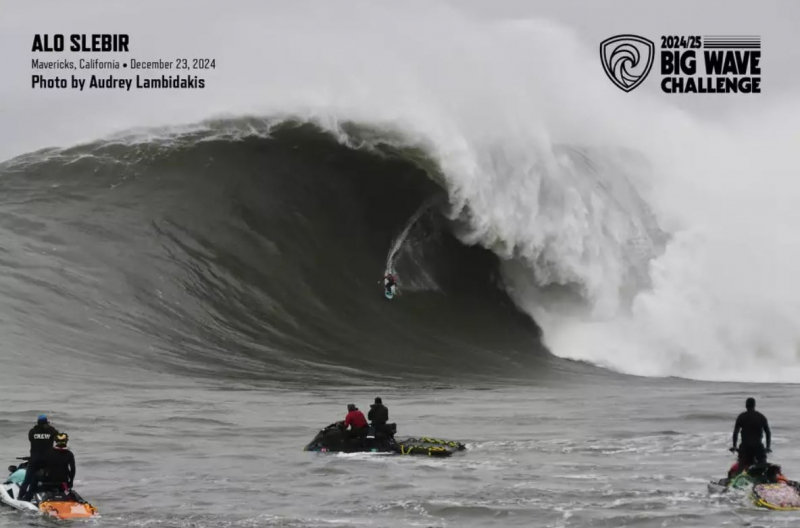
[1,0,797,161]
[451,0,800,107]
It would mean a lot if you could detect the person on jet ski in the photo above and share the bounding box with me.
[18,414,59,501]
[368,397,389,436]
[730,397,771,473]
[43,433,76,492]
[343,403,368,439]
[383,273,397,295]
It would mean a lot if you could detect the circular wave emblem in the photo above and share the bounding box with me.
[600,35,655,92]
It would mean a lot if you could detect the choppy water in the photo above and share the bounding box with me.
[3,371,799,527]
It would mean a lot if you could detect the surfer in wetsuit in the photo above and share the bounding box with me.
[19,414,59,501]
[383,273,397,296]
[368,397,390,439]
[730,397,771,472]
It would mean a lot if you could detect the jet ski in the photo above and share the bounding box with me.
[0,459,98,519]
[708,461,800,510]
[304,422,466,457]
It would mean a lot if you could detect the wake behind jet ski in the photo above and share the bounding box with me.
[1,459,98,519]
[304,422,466,458]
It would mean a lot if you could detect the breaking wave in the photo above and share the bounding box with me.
[2,2,800,383]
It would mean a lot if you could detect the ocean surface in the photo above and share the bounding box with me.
[1,121,799,527]
[3,374,800,527]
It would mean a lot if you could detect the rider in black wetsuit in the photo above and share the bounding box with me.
[18,415,59,501]
[368,397,391,447]
[731,397,771,470]
[368,397,389,434]
[44,433,76,492]
[383,274,397,296]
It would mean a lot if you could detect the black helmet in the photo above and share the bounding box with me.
[55,432,69,447]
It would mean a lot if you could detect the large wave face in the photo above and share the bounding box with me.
[0,122,554,382]
[3,3,800,382]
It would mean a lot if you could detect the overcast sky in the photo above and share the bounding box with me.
[1,1,797,161]
[451,0,800,103]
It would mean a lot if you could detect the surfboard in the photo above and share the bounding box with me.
[385,285,396,300]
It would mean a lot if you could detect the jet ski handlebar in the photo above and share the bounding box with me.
[728,446,773,454]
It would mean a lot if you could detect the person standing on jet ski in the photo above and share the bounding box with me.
[730,397,772,471]
[18,414,59,502]
[44,433,76,493]
[343,403,368,439]
[368,397,389,436]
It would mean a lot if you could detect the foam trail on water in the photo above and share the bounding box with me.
[385,197,440,276]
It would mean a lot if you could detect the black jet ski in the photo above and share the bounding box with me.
[708,461,800,510]
[0,459,98,519]
[304,423,465,458]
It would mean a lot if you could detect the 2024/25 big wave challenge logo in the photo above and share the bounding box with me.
[600,34,761,94]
